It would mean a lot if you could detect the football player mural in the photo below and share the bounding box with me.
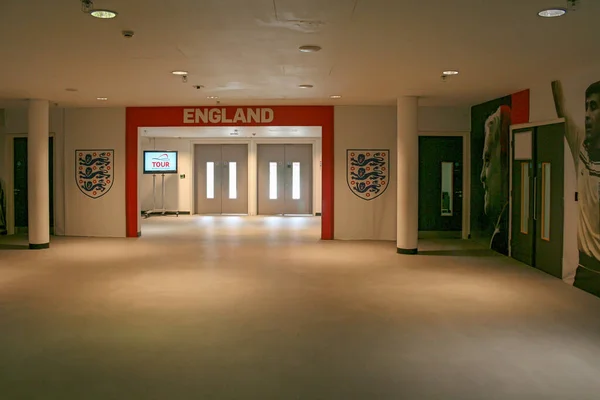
[552,79,600,297]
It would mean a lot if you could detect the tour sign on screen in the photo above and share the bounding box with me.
[144,151,178,174]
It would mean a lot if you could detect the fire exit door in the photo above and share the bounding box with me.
[511,123,564,278]
[257,144,313,215]
[194,144,248,214]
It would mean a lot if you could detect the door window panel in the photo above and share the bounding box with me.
[441,162,453,216]
[228,162,237,199]
[292,162,301,200]
[206,162,215,199]
[541,163,551,241]
[269,162,278,200]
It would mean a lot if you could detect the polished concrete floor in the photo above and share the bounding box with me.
[1,216,600,399]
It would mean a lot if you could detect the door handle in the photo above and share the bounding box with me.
[533,176,537,221]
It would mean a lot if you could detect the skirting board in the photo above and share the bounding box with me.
[142,211,191,216]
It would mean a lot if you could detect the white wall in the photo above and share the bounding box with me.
[1,107,65,235]
[419,106,471,132]
[333,105,471,241]
[64,108,126,237]
[140,137,192,212]
[334,106,398,240]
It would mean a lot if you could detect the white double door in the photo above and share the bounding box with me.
[195,144,249,214]
[257,144,313,215]
[194,143,313,215]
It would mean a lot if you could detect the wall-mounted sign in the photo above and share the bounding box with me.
[346,149,390,201]
[76,149,114,199]
[143,151,178,174]
[183,107,274,124]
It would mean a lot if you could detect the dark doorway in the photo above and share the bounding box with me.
[418,136,463,233]
[13,137,54,230]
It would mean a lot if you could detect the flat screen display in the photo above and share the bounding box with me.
[143,151,178,174]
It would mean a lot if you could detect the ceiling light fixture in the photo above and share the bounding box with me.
[330,95,342,99]
[299,45,322,53]
[442,70,459,76]
[299,84,314,89]
[90,9,118,19]
[207,96,219,99]
[97,97,108,101]
[538,8,567,17]
[171,70,188,76]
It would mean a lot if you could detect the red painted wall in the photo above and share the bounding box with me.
[511,90,531,125]
[125,106,334,239]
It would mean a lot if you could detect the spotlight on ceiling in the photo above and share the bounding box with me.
[538,8,567,17]
[171,70,188,76]
[97,97,108,101]
[442,70,459,76]
[330,95,342,99]
[90,9,118,18]
[299,45,322,53]
[298,84,314,89]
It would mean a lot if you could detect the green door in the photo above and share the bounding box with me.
[534,123,564,278]
[418,136,463,232]
[13,137,54,229]
[511,129,534,266]
[510,123,564,277]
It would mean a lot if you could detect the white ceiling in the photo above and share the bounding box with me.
[0,0,598,108]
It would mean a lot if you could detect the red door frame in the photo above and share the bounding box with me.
[125,105,334,239]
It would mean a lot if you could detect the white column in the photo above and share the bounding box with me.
[28,99,50,249]
[397,97,419,254]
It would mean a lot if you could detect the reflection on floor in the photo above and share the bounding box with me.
[1,216,600,399]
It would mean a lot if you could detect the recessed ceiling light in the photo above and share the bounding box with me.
[330,95,342,99]
[171,70,188,76]
[299,45,322,53]
[443,70,459,76]
[299,84,314,89]
[207,96,219,99]
[89,9,118,19]
[97,97,108,101]
[538,8,567,17]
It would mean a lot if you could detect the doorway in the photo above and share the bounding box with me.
[418,136,463,234]
[13,137,54,232]
[194,144,249,215]
[257,144,313,215]
[511,123,564,278]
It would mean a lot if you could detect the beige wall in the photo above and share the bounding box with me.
[64,108,126,237]
[3,104,469,240]
[418,106,471,132]
[0,107,65,234]
[333,105,471,241]
[334,106,398,240]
